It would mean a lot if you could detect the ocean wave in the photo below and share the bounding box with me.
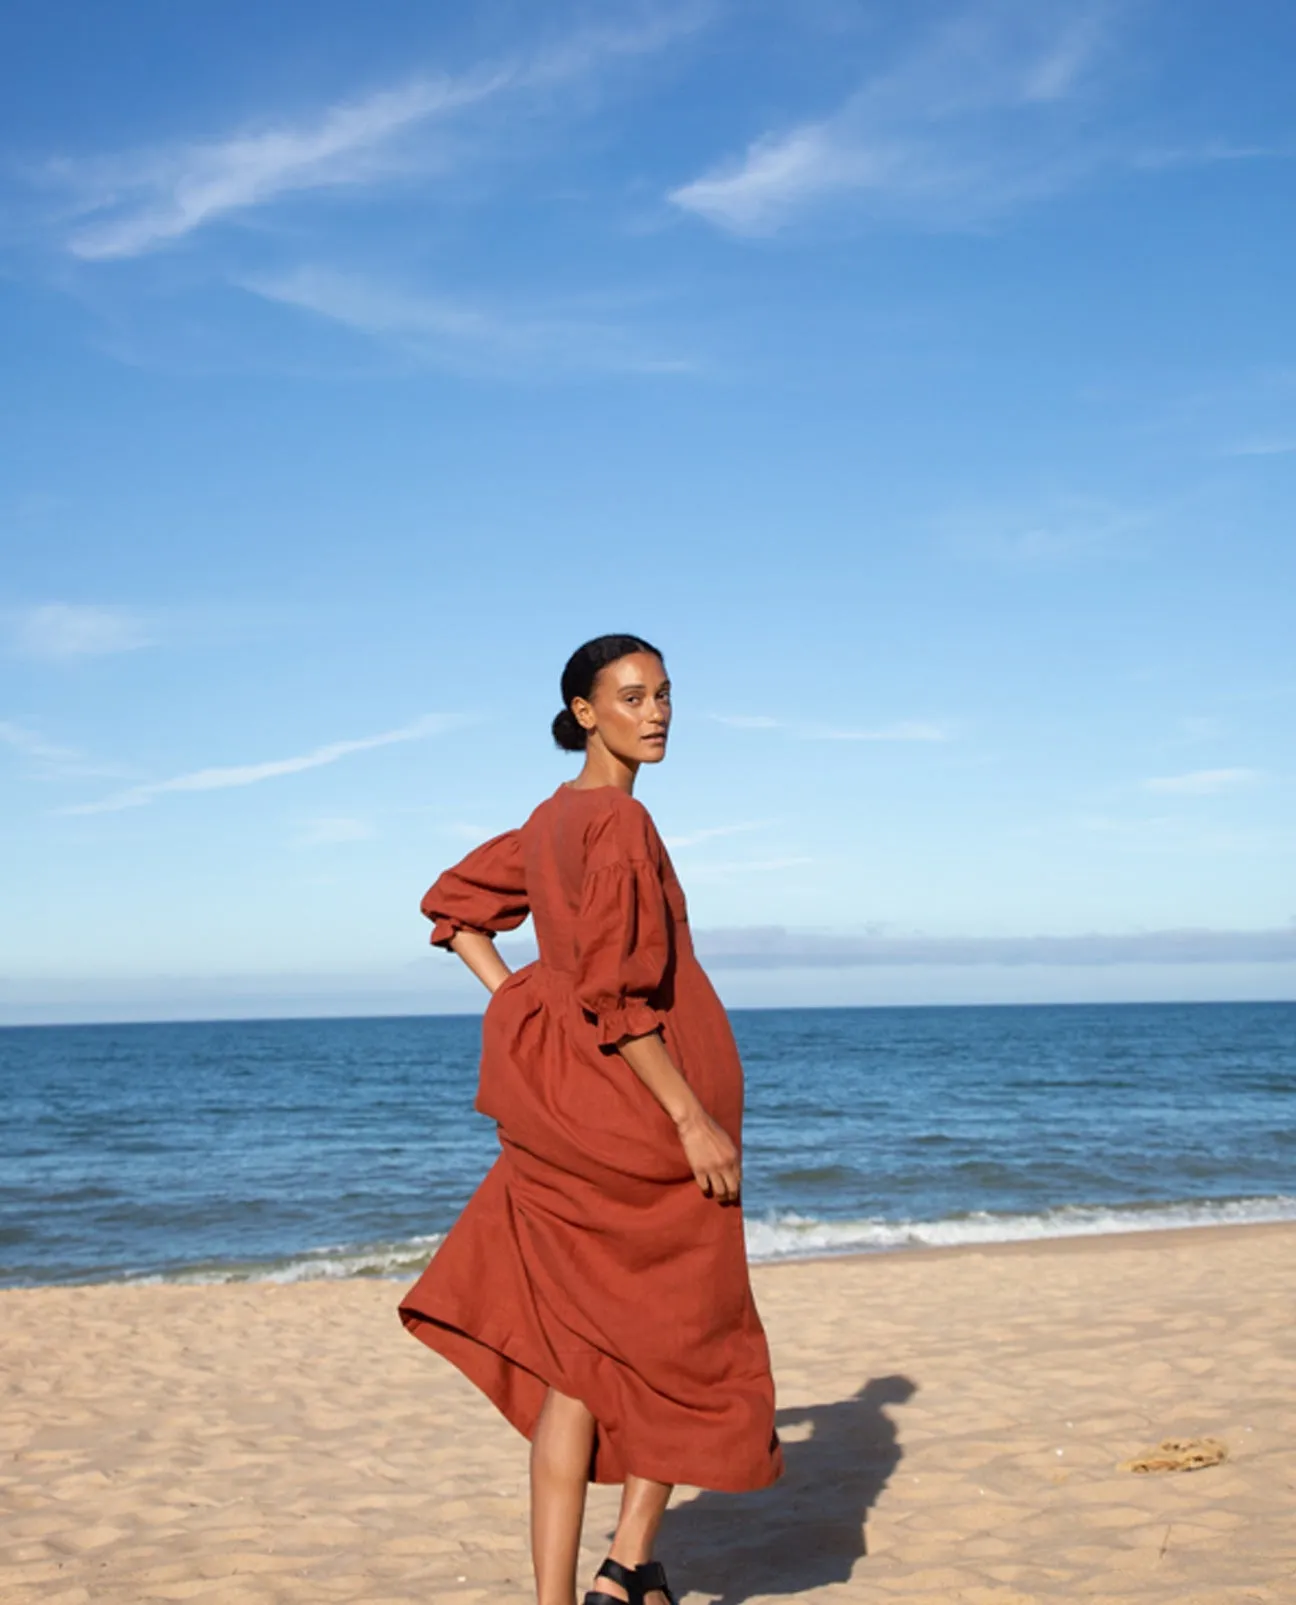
[131,1233,445,1286]
[130,1194,1296,1284]
[743,1195,1296,1260]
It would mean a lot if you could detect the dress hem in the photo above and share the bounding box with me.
[397,1303,783,1493]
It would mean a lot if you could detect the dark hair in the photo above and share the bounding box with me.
[552,633,664,752]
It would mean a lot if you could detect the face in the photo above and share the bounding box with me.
[573,652,672,765]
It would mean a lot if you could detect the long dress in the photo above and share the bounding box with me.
[399,782,782,1492]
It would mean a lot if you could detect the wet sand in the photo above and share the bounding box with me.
[2,1221,1293,1603]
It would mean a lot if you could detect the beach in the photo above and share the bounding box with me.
[3,1221,1292,1605]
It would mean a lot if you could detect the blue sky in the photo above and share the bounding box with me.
[2,0,1294,1022]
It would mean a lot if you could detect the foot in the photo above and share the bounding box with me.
[635,1561,677,1605]
[582,1557,639,1605]
[583,1554,676,1605]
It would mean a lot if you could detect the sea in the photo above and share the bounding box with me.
[1,1002,1293,1289]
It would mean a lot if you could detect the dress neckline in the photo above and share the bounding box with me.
[555,781,634,798]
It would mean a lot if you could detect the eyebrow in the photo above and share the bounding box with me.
[619,680,671,692]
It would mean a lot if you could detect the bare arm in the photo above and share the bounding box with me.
[617,1031,741,1203]
[448,929,512,995]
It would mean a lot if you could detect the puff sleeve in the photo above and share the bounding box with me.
[573,803,672,1048]
[421,830,529,949]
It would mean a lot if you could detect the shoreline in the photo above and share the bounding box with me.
[785,1212,1296,1267]
[4,1211,1296,1294]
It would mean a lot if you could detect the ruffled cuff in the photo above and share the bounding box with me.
[427,916,493,951]
[591,997,664,1048]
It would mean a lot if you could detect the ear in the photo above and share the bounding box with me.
[571,695,596,733]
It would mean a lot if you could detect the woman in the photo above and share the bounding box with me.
[399,634,782,1605]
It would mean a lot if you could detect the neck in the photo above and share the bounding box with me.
[572,743,638,793]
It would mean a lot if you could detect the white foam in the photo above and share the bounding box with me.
[133,1233,445,1286]
[743,1195,1296,1261]
[130,1195,1296,1284]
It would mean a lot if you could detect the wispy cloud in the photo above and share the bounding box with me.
[0,720,82,765]
[294,815,377,848]
[1138,365,1296,459]
[1222,436,1296,458]
[46,13,702,261]
[694,924,1296,967]
[684,856,814,880]
[1143,768,1263,796]
[62,714,455,815]
[663,819,772,849]
[445,821,493,842]
[709,714,948,742]
[9,603,152,660]
[0,718,130,782]
[61,78,497,262]
[813,722,947,743]
[938,495,1151,565]
[238,266,693,378]
[1172,715,1223,746]
[1132,141,1286,172]
[669,0,1116,234]
[1073,811,1276,856]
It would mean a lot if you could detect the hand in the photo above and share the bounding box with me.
[676,1107,741,1203]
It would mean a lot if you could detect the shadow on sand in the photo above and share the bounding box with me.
[655,1374,917,1605]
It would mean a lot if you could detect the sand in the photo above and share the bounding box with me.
[2,1222,1294,1605]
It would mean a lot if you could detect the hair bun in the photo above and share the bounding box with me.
[551,707,587,752]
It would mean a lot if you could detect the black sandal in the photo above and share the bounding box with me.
[583,1556,642,1605]
[636,1560,678,1605]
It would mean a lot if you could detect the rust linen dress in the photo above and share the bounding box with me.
[399,783,782,1492]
